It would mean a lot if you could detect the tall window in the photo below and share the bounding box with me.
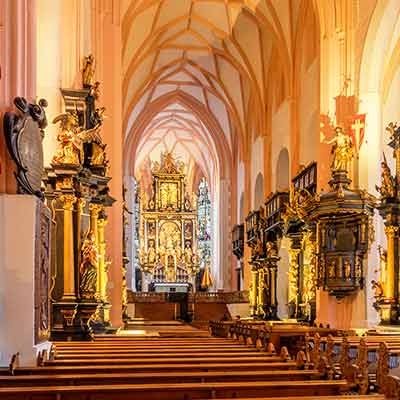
[132,180,141,290]
[197,178,212,271]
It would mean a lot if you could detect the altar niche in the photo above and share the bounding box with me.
[139,153,200,291]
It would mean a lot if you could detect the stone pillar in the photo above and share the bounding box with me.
[60,194,77,300]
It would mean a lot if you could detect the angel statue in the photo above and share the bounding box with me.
[325,126,354,173]
[82,54,95,88]
[375,154,395,198]
[52,112,82,165]
[79,232,99,299]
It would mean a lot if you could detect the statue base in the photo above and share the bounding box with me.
[51,301,98,340]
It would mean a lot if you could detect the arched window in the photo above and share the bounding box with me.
[254,173,264,209]
[276,148,290,190]
[197,178,212,271]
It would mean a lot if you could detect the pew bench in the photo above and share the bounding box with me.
[11,361,300,375]
[0,369,323,387]
[205,396,385,400]
[376,342,400,398]
[0,379,350,400]
[44,354,291,366]
[53,350,275,360]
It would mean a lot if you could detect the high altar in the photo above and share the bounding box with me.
[139,153,200,291]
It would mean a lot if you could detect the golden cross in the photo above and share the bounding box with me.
[351,118,365,149]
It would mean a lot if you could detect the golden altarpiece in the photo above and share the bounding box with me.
[139,153,200,291]
[42,56,115,339]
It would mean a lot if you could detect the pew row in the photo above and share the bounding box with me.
[0,380,350,400]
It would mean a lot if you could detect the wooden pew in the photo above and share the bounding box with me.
[11,361,300,375]
[204,396,385,400]
[0,369,323,387]
[43,354,291,366]
[0,379,350,400]
[376,341,400,398]
[302,332,400,394]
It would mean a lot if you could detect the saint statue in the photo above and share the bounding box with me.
[184,242,193,265]
[80,233,98,299]
[326,127,354,172]
[376,156,395,198]
[147,241,156,264]
[82,54,95,88]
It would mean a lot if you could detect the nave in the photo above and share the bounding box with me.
[0,321,396,400]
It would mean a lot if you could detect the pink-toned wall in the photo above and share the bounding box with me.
[0,0,37,194]
[91,1,123,328]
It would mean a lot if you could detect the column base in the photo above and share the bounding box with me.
[375,301,400,325]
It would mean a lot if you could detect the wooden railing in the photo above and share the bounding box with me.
[128,290,249,304]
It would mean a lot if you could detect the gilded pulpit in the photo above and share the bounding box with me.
[139,153,200,290]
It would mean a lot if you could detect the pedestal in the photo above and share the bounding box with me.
[0,195,52,366]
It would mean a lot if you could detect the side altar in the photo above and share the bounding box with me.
[139,153,200,291]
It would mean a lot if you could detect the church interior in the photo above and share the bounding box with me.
[1,0,400,399]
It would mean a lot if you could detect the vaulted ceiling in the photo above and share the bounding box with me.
[121,0,315,188]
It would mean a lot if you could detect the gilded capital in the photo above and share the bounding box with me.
[89,203,102,215]
[60,194,77,211]
[385,226,399,237]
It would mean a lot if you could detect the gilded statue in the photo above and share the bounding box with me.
[160,183,177,209]
[52,112,82,165]
[371,280,384,301]
[91,143,108,167]
[344,259,352,279]
[79,233,98,299]
[376,155,395,198]
[82,54,95,88]
[184,242,193,265]
[328,260,336,278]
[89,81,100,99]
[266,241,278,258]
[147,241,156,264]
[326,126,354,172]
[377,246,387,295]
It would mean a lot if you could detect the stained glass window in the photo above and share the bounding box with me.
[197,178,212,272]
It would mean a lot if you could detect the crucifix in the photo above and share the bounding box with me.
[351,118,365,153]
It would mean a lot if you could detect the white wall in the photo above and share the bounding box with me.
[0,195,51,367]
